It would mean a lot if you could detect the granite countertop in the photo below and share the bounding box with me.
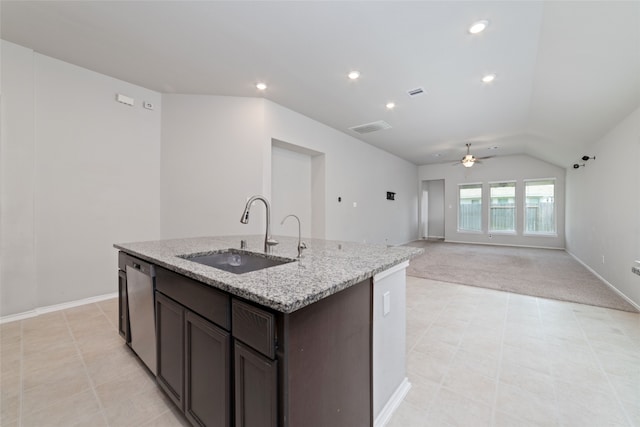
[114,235,423,313]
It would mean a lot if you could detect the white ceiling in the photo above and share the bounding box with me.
[2,1,639,168]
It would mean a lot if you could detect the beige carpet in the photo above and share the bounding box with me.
[405,240,638,313]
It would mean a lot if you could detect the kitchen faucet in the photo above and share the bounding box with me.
[280,214,307,258]
[240,195,278,253]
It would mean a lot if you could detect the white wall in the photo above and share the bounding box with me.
[424,180,445,239]
[162,96,419,246]
[160,95,267,239]
[566,107,640,307]
[373,265,407,419]
[271,145,313,238]
[1,41,161,316]
[265,101,419,245]
[1,41,37,315]
[418,154,566,248]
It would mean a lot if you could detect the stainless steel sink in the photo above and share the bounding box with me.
[179,249,295,274]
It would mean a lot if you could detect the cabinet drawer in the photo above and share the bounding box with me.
[232,299,275,359]
[156,267,230,330]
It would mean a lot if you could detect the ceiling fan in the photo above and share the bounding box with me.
[453,143,493,168]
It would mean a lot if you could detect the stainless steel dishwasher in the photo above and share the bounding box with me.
[123,254,157,375]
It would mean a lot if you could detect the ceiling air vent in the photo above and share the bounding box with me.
[407,87,425,97]
[349,120,392,134]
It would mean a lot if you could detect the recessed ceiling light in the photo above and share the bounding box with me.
[256,82,267,90]
[481,73,496,83]
[386,102,395,110]
[469,20,489,34]
[348,71,360,80]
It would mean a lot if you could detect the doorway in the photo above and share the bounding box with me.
[271,139,325,239]
[420,179,445,240]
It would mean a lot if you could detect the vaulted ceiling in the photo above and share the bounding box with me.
[2,1,639,168]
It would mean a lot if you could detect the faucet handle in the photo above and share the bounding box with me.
[265,238,279,254]
[266,238,279,246]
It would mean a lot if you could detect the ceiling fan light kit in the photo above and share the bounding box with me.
[454,143,493,168]
[462,156,475,167]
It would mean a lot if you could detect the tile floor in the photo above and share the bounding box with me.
[388,276,640,427]
[1,277,638,426]
[0,298,189,427]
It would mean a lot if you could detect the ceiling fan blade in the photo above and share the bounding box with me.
[476,155,494,160]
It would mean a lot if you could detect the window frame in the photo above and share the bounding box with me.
[488,181,517,234]
[523,178,557,237]
[457,182,483,233]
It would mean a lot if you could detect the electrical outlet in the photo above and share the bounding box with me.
[383,292,391,316]
[602,255,605,264]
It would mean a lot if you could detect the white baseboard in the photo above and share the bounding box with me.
[394,237,422,247]
[374,377,411,427]
[566,250,640,312]
[0,292,118,324]
[445,239,565,250]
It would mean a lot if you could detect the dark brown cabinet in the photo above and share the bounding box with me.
[156,292,185,410]
[123,259,372,427]
[155,267,231,427]
[185,311,230,427]
[233,341,277,427]
[231,300,278,427]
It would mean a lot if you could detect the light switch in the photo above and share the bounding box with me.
[383,291,390,316]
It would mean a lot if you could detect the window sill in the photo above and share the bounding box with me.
[523,233,558,238]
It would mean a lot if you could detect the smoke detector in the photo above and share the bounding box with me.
[349,120,392,134]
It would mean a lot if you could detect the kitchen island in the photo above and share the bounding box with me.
[115,235,422,427]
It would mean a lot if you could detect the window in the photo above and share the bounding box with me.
[458,184,482,232]
[489,182,516,233]
[525,179,556,234]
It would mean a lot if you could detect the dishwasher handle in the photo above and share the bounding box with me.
[121,253,155,277]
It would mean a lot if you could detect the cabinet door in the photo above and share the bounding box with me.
[118,270,130,342]
[234,341,277,427]
[156,292,185,411]
[185,311,230,427]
